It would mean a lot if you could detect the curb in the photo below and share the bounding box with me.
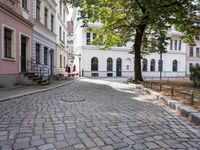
[0,78,79,102]
[129,83,200,126]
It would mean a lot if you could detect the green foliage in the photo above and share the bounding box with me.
[190,66,200,87]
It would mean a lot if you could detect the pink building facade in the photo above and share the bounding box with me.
[0,0,33,87]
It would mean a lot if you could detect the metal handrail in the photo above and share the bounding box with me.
[23,57,50,77]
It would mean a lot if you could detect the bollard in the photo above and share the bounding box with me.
[190,90,194,105]
[171,87,174,96]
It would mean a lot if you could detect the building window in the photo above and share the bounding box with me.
[174,40,177,50]
[91,73,98,77]
[44,47,48,65]
[179,40,181,51]
[143,59,148,71]
[91,57,98,71]
[64,57,65,68]
[59,0,62,16]
[51,14,54,32]
[36,43,40,64]
[86,32,91,45]
[107,73,113,77]
[189,63,193,72]
[22,0,28,11]
[44,7,48,28]
[63,9,65,22]
[93,33,97,40]
[173,60,178,72]
[195,35,200,40]
[170,39,173,50]
[4,28,12,58]
[150,59,155,71]
[107,58,113,71]
[59,27,62,41]
[36,0,40,20]
[60,54,62,68]
[158,59,163,71]
[189,47,193,57]
[63,32,65,44]
[196,47,200,57]
[196,63,200,67]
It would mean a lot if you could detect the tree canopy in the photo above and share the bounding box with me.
[65,0,199,82]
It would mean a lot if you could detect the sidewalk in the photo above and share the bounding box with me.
[0,78,79,102]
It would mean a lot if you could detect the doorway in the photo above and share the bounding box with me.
[21,36,27,72]
[116,58,122,77]
[50,50,54,76]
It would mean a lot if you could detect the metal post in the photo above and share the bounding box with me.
[191,90,194,105]
[79,56,81,77]
[171,87,174,96]
[159,52,163,91]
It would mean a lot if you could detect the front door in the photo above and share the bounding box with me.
[116,58,122,77]
[50,51,54,76]
[21,36,27,72]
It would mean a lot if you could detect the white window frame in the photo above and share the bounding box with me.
[21,0,30,12]
[2,24,16,61]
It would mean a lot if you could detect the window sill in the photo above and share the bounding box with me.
[23,8,29,13]
[2,57,16,62]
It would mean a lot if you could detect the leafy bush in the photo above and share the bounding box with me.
[190,66,200,87]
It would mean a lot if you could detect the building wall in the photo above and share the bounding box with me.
[32,0,57,75]
[81,47,133,77]
[55,0,69,75]
[0,1,33,86]
[32,31,56,75]
[186,40,200,75]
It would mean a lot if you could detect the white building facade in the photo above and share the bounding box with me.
[186,38,200,75]
[72,9,191,79]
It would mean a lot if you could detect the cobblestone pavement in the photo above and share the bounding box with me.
[0,79,77,100]
[0,78,200,150]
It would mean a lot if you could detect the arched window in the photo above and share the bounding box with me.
[91,57,98,71]
[116,58,122,76]
[107,58,113,71]
[143,59,148,71]
[173,60,178,72]
[196,63,199,67]
[150,59,155,71]
[158,59,163,72]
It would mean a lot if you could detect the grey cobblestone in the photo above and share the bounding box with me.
[0,78,200,149]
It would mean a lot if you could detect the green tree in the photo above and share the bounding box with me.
[190,66,200,87]
[65,0,199,82]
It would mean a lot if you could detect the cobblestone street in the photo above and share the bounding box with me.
[0,78,200,150]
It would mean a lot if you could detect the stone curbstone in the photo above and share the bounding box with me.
[188,113,200,126]
[129,82,200,126]
[175,104,198,117]
[0,78,79,102]
[167,100,179,110]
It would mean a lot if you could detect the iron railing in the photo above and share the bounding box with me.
[22,57,50,77]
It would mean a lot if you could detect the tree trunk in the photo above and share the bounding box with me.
[134,24,146,83]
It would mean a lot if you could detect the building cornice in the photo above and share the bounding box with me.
[34,30,56,44]
[81,45,132,52]
[0,3,33,28]
[33,20,57,37]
